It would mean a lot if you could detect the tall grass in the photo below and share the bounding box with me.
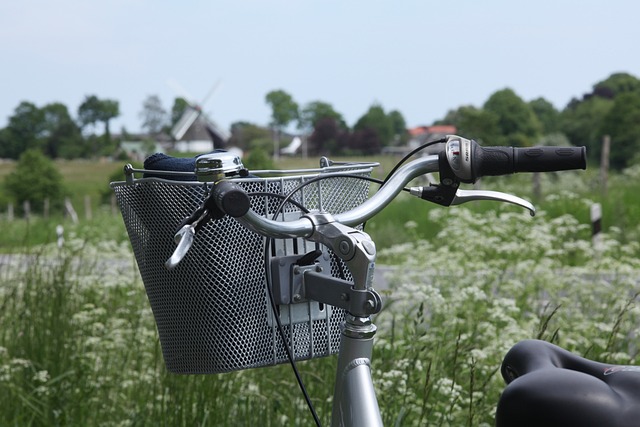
[1,162,640,425]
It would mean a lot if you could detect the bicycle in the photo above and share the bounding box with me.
[111,135,639,426]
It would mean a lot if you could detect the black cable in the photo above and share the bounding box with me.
[258,192,322,427]
[263,238,323,426]
[248,192,310,213]
[381,137,447,186]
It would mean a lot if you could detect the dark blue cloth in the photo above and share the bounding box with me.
[144,152,234,181]
[144,153,197,181]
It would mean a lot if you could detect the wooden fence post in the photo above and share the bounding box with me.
[84,195,92,221]
[44,198,50,219]
[64,197,79,224]
[23,200,31,221]
[600,135,610,195]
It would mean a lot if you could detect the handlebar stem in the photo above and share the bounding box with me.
[304,213,378,294]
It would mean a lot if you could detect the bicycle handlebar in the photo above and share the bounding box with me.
[168,135,587,267]
[211,136,586,240]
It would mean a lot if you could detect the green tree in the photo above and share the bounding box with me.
[299,101,346,132]
[41,103,84,159]
[265,90,299,158]
[139,95,168,135]
[593,72,640,98]
[353,103,394,149]
[600,91,640,169]
[483,88,542,146]
[387,110,408,145]
[309,117,348,155]
[561,97,613,162]
[78,95,120,147]
[0,101,45,159]
[244,147,275,170]
[229,121,271,151]
[4,149,66,214]
[529,97,560,134]
[437,105,500,144]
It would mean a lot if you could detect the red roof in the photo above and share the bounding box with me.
[408,125,456,136]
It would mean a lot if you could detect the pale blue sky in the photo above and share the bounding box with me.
[1,0,639,134]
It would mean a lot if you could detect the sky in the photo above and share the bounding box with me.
[1,0,639,135]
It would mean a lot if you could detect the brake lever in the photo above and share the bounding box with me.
[410,185,536,216]
[165,205,217,270]
[165,223,197,270]
[451,189,536,216]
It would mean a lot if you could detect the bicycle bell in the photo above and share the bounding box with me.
[195,151,248,182]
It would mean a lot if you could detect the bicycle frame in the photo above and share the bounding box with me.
[332,314,382,427]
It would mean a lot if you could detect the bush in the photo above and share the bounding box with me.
[3,149,66,214]
[244,147,275,170]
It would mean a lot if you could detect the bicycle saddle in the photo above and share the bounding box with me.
[496,339,640,427]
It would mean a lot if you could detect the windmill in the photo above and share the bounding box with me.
[168,79,230,152]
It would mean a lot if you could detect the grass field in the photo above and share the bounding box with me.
[1,154,640,425]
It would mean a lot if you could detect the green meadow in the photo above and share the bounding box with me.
[1,156,639,425]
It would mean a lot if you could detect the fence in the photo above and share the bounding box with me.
[3,195,118,222]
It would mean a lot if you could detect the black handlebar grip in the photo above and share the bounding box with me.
[472,144,587,180]
[210,181,250,218]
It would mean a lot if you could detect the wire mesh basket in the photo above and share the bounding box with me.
[111,159,376,374]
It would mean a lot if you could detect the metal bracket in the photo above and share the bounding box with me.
[269,248,382,316]
[304,270,382,316]
[270,251,332,305]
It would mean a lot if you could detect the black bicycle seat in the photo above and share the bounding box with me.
[496,339,640,427]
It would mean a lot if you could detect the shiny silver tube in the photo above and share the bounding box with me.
[235,155,440,238]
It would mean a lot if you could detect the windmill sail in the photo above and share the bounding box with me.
[171,106,201,141]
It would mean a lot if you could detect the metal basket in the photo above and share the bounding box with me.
[111,160,376,374]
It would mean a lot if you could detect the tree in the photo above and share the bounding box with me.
[561,97,613,162]
[436,105,500,144]
[0,101,45,158]
[229,121,271,151]
[483,88,542,146]
[299,101,346,132]
[353,103,394,149]
[600,91,640,169]
[529,98,560,134]
[139,95,168,135]
[41,103,84,158]
[592,72,640,99]
[387,110,408,145]
[77,95,120,147]
[309,117,347,155]
[265,90,299,159]
[4,149,66,214]
[348,127,381,155]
